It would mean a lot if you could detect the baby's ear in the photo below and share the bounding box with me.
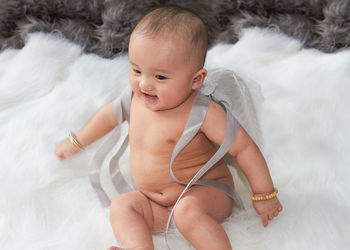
[192,68,207,90]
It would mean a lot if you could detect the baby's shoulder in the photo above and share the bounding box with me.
[200,99,227,131]
[206,99,226,117]
[198,99,229,146]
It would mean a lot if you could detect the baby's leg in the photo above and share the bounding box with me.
[173,185,233,250]
[109,191,170,250]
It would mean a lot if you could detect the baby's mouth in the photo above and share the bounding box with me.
[142,92,158,102]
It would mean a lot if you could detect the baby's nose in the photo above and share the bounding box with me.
[139,77,153,91]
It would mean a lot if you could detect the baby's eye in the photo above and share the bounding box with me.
[155,75,167,80]
[133,69,141,74]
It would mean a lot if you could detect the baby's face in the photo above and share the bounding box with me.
[128,33,200,111]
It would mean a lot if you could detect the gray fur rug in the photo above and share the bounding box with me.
[1,0,350,58]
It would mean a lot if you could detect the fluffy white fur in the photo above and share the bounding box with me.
[1,28,349,250]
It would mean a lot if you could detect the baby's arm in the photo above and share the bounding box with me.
[229,126,282,226]
[55,100,119,160]
[201,101,282,226]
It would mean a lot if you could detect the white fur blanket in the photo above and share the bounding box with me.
[1,28,349,250]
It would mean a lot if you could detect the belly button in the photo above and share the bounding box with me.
[166,138,176,145]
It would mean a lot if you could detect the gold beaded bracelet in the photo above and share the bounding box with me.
[68,132,85,151]
[250,187,278,201]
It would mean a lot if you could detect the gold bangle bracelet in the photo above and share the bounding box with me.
[69,132,85,151]
[250,187,278,201]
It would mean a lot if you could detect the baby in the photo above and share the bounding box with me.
[56,5,282,250]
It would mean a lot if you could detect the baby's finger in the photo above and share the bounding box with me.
[261,214,268,227]
[57,152,65,160]
[268,212,275,220]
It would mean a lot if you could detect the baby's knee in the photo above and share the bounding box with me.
[173,197,204,229]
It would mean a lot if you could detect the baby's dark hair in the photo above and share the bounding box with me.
[133,5,208,68]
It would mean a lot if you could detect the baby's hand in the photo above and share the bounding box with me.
[253,197,282,227]
[55,139,81,160]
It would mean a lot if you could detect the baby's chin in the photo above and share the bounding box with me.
[143,101,174,112]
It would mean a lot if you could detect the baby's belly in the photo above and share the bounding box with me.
[130,154,234,206]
